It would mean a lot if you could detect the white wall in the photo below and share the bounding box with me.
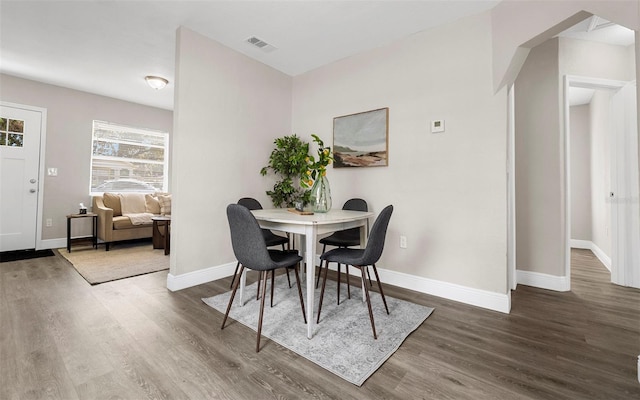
[170,27,292,276]
[0,74,172,243]
[292,12,508,294]
[570,104,592,241]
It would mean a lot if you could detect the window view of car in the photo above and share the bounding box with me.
[93,179,158,193]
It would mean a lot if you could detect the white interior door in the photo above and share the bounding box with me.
[0,104,43,252]
[610,82,640,288]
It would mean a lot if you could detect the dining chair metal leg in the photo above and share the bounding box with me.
[337,264,341,304]
[270,270,275,307]
[256,270,269,352]
[317,260,330,323]
[285,268,292,288]
[222,265,244,330]
[316,243,327,288]
[282,243,293,288]
[346,264,351,299]
[293,264,307,324]
[256,271,262,300]
[230,261,241,288]
[359,266,377,339]
[371,265,389,315]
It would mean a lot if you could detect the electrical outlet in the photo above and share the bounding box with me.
[46,218,52,227]
[400,235,407,249]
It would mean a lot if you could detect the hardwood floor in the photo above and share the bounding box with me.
[1,249,638,399]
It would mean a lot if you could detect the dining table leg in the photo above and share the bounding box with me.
[304,225,317,339]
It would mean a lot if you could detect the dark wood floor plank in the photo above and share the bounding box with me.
[1,248,639,399]
[2,294,79,399]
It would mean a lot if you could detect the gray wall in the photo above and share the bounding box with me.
[570,104,592,241]
[0,74,172,242]
[515,38,563,276]
[171,27,293,275]
[292,11,508,294]
[171,13,509,300]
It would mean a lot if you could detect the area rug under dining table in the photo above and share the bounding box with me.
[202,274,434,386]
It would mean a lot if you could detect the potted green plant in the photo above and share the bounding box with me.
[260,135,311,208]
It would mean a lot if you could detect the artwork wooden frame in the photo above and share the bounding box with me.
[333,107,389,168]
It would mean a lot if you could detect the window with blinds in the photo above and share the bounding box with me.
[90,120,169,194]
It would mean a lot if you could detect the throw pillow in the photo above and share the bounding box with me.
[158,194,172,216]
[145,194,161,214]
[102,192,122,216]
[119,193,147,214]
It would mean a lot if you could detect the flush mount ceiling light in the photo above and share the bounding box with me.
[145,75,168,90]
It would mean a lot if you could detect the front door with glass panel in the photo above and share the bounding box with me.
[0,104,43,251]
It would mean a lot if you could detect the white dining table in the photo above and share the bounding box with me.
[242,208,374,339]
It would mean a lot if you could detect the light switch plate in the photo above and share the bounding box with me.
[431,120,445,133]
[47,167,58,176]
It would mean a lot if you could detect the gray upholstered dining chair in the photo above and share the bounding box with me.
[316,205,393,339]
[229,197,291,291]
[222,204,307,352]
[316,198,370,303]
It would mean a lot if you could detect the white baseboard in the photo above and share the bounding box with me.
[38,238,66,250]
[516,270,570,292]
[376,267,511,313]
[167,262,237,292]
[570,239,611,271]
[171,259,511,314]
[590,243,611,271]
[570,239,591,249]
[289,259,511,313]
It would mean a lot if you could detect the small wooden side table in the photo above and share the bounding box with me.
[152,216,171,255]
[66,213,98,252]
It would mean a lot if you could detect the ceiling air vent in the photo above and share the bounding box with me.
[246,36,277,53]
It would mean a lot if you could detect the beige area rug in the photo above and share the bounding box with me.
[58,240,169,285]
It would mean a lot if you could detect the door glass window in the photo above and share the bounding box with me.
[0,117,25,147]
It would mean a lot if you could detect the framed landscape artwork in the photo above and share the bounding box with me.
[333,107,389,168]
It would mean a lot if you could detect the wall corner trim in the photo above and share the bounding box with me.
[516,269,570,292]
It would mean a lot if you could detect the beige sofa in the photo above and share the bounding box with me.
[92,192,171,251]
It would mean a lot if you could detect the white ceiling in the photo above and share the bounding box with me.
[0,2,635,111]
[557,15,636,47]
[0,0,500,110]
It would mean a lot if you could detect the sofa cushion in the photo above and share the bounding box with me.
[103,192,122,216]
[145,194,161,214]
[112,216,152,230]
[158,194,172,216]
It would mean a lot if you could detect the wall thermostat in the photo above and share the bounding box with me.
[431,120,445,133]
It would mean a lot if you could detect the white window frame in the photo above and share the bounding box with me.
[90,120,169,194]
